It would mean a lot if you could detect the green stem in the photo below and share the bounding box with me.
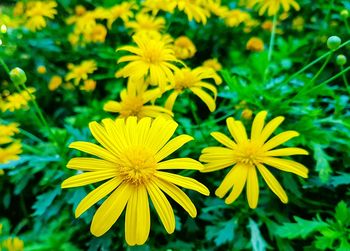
[310,53,332,82]
[283,40,350,84]
[340,65,350,95]
[20,128,44,143]
[344,19,350,33]
[268,13,277,62]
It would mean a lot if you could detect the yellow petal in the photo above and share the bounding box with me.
[103,101,121,112]
[146,181,175,234]
[67,157,117,171]
[135,117,152,145]
[157,158,203,170]
[125,116,138,146]
[256,164,288,203]
[251,111,267,141]
[146,117,177,153]
[61,170,118,188]
[223,164,248,204]
[210,132,237,149]
[201,159,235,172]
[125,185,150,246]
[262,131,300,151]
[69,141,118,163]
[102,118,129,150]
[155,135,193,162]
[156,171,209,195]
[156,177,197,217]
[215,163,247,199]
[258,116,285,144]
[264,147,308,156]
[226,118,248,144]
[263,157,308,178]
[89,122,121,156]
[75,176,122,218]
[200,147,235,162]
[165,91,179,111]
[190,87,216,112]
[246,165,259,209]
[91,183,131,237]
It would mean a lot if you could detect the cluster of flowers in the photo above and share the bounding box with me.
[0,88,36,113]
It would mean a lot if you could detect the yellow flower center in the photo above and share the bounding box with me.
[120,96,144,117]
[174,70,195,91]
[236,141,263,166]
[118,146,157,185]
[142,44,163,64]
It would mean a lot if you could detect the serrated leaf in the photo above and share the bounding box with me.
[335,201,350,225]
[248,219,268,251]
[206,219,236,246]
[330,173,350,187]
[276,216,329,239]
[32,187,61,216]
[312,144,333,182]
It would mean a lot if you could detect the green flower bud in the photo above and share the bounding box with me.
[336,54,347,66]
[327,36,341,50]
[341,9,349,19]
[9,67,27,85]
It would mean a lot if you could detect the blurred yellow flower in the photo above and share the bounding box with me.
[80,79,97,92]
[142,0,177,15]
[25,1,57,31]
[104,79,172,119]
[175,0,210,24]
[65,60,97,85]
[174,36,196,60]
[165,67,219,112]
[0,141,22,164]
[200,111,308,208]
[261,20,283,34]
[48,75,62,91]
[37,65,47,74]
[75,5,87,16]
[292,16,304,31]
[1,236,24,251]
[1,88,36,112]
[83,24,107,43]
[116,35,182,91]
[125,13,166,35]
[241,108,253,120]
[224,9,251,27]
[205,0,229,17]
[62,116,209,245]
[246,37,264,51]
[0,123,20,144]
[107,2,137,27]
[247,0,300,16]
[202,58,222,71]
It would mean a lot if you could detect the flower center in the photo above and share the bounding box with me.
[118,146,157,185]
[174,70,195,91]
[120,96,144,118]
[236,141,262,166]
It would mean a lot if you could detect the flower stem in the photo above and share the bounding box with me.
[310,53,332,82]
[268,13,277,63]
[340,65,350,95]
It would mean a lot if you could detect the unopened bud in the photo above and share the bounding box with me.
[327,36,341,50]
[10,67,27,85]
[336,54,347,66]
[341,9,349,19]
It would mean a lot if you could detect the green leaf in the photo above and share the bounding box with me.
[32,187,61,216]
[276,216,329,239]
[331,173,350,187]
[248,219,268,251]
[206,219,236,246]
[335,201,350,225]
[312,144,333,182]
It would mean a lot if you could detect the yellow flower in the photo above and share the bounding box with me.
[142,0,177,15]
[75,5,87,16]
[1,236,24,251]
[246,37,264,51]
[125,13,166,35]
[175,0,210,24]
[0,141,22,164]
[2,88,36,112]
[25,1,57,31]
[202,58,222,71]
[0,123,20,144]
[116,35,182,91]
[261,20,283,34]
[48,75,62,91]
[200,111,309,208]
[205,0,229,17]
[241,108,253,120]
[83,24,107,43]
[248,0,300,16]
[80,79,97,92]
[173,36,196,60]
[107,2,137,27]
[37,65,47,74]
[61,117,209,245]
[224,9,251,27]
[65,60,97,85]
[165,67,219,112]
[104,79,173,119]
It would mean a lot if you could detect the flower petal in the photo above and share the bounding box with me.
[223,164,249,204]
[67,157,117,171]
[146,181,175,234]
[256,164,288,203]
[251,111,267,141]
[226,118,248,144]
[262,131,300,151]
[263,157,308,178]
[61,170,118,188]
[258,116,285,144]
[156,171,209,195]
[190,87,216,112]
[246,165,259,209]
[210,132,237,149]
[69,141,118,163]
[155,135,193,162]
[91,183,131,237]
[264,147,308,156]
[157,158,203,170]
[75,176,123,218]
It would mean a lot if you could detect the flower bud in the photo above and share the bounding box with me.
[327,36,341,50]
[341,9,349,19]
[336,54,347,66]
[9,67,27,85]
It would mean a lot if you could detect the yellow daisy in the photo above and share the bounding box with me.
[247,0,300,16]
[142,0,177,15]
[25,1,57,31]
[175,0,210,24]
[0,141,22,164]
[65,60,97,85]
[165,67,220,112]
[125,13,166,35]
[173,36,196,60]
[107,2,137,27]
[246,37,264,51]
[61,116,209,245]
[116,35,182,91]
[200,111,309,208]
[202,58,222,71]
[104,79,173,119]
[2,88,36,112]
